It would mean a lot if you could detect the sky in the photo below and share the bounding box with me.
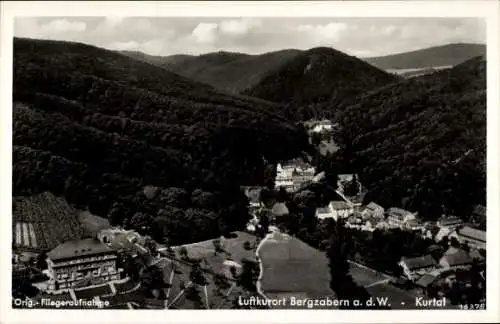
[14,17,486,58]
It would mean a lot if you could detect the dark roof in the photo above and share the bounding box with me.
[441,249,473,267]
[48,238,114,261]
[415,274,437,288]
[458,226,486,242]
[388,207,412,219]
[438,216,463,226]
[271,202,289,216]
[330,201,351,210]
[366,202,383,211]
[316,206,332,214]
[401,255,437,270]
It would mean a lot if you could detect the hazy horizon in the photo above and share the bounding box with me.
[14,17,486,58]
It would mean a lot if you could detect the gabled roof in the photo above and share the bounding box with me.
[441,249,473,267]
[48,238,114,261]
[458,226,486,242]
[415,274,438,288]
[438,216,463,226]
[366,202,384,211]
[406,218,422,226]
[401,255,437,270]
[388,207,412,219]
[316,206,332,214]
[329,201,351,210]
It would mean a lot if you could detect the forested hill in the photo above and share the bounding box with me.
[242,47,399,106]
[365,43,486,70]
[124,49,302,94]
[13,37,309,245]
[334,56,486,220]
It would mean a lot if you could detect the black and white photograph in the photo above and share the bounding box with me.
[1,1,499,324]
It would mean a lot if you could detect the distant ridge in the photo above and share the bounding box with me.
[365,43,486,70]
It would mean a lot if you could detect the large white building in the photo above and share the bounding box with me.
[315,200,353,221]
[275,160,316,192]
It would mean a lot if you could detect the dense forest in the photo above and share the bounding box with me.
[12,37,310,245]
[365,43,486,70]
[331,56,486,220]
[243,47,399,106]
[124,49,301,94]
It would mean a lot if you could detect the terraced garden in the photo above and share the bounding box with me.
[12,192,86,251]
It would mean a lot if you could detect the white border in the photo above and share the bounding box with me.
[1,1,499,323]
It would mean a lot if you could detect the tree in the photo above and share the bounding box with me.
[243,241,252,251]
[238,259,259,292]
[214,273,231,291]
[450,237,461,248]
[326,221,351,292]
[190,263,207,286]
[145,236,157,257]
[257,212,270,237]
[35,251,48,270]
[212,239,222,255]
[129,212,155,235]
[179,247,189,260]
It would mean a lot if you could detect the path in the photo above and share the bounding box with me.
[255,227,281,300]
[364,278,391,288]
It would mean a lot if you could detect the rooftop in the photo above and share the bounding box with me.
[401,255,437,270]
[47,238,114,261]
[388,207,412,219]
[441,249,473,267]
[438,216,463,226]
[415,274,438,288]
[329,201,351,210]
[271,202,289,216]
[365,202,383,211]
[316,206,332,214]
[458,226,486,242]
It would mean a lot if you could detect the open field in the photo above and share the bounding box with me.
[12,192,85,251]
[162,231,261,309]
[258,232,334,305]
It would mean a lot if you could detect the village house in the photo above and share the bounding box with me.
[275,159,316,192]
[421,223,441,241]
[362,202,385,220]
[398,255,438,281]
[330,201,354,220]
[450,226,486,250]
[242,186,264,211]
[415,273,439,295]
[315,206,336,220]
[310,120,337,133]
[439,248,474,270]
[386,207,415,228]
[405,218,424,231]
[46,238,121,292]
[437,215,463,229]
[98,228,147,257]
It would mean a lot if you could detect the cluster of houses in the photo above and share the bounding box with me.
[303,119,338,134]
[274,159,318,192]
